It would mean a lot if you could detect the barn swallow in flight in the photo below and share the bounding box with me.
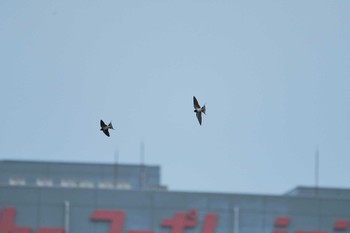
[193,96,206,125]
[100,120,114,137]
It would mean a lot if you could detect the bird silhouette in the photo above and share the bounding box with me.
[100,120,114,137]
[193,96,206,125]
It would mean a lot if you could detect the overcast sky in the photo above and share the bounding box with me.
[1,0,350,195]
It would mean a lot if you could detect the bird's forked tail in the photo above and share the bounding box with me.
[202,105,206,115]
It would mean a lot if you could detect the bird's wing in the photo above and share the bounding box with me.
[100,120,107,128]
[103,129,110,137]
[196,112,202,125]
[193,96,200,109]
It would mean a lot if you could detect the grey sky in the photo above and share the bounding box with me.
[1,1,350,194]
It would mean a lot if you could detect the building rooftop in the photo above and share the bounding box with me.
[285,186,350,199]
[3,160,350,198]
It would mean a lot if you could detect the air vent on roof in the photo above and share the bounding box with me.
[61,179,77,188]
[79,180,94,188]
[98,181,114,189]
[36,178,53,187]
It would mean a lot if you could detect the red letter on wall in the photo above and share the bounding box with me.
[200,214,217,233]
[91,210,125,233]
[334,219,350,231]
[0,208,31,233]
[272,216,290,233]
[161,209,197,233]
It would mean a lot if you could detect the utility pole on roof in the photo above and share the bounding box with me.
[140,141,145,190]
[314,147,319,197]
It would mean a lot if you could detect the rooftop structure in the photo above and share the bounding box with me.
[0,160,167,191]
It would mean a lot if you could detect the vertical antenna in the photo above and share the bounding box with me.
[140,141,145,190]
[315,147,319,197]
[140,141,145,165]
[114,150,119,189]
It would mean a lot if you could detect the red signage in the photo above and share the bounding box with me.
[272,217,350,233]
[1,207,349,233]
[0,208,216,233]
[274,217,290,228]
[333,220,350,231]
[0,208,31,233]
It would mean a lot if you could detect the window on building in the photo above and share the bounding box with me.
[61,179,77,187]
[9,177,26,186]
[36,178,53,187]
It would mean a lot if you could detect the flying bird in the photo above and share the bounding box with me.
[100,120,114,137]
[193,96,206,125]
